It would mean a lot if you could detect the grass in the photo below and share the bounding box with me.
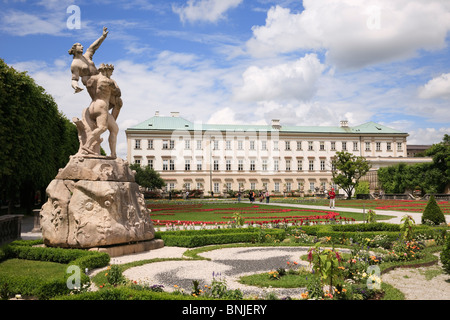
[147,201,394,225]
[0,258,67,281]
[271,198,450,213]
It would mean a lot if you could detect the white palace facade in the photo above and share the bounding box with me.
[125,111,423,196]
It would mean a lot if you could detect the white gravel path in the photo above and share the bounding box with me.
[122,246,315,299]
[117,246,450,300]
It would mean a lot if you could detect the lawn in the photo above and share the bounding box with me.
[146,200,394,227]
[271,198,450,213]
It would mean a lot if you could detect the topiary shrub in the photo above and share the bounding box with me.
[441,232,450,275]
[421,195,446,225]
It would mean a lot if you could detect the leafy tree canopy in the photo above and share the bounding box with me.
[331,151,371,199]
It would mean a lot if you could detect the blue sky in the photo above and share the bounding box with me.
[1,0,449,158]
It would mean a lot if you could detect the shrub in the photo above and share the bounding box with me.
[441,232,450,274]
[421,195,446,225]
[0,240,109,299]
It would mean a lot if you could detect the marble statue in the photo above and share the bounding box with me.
[39,28,161,253]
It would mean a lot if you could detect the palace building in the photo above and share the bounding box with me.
[125,111,425,196]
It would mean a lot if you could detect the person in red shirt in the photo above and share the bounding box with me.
[328,188,336,209]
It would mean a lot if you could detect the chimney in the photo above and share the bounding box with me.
[271,119,281,129]
[171,112,180,117]
[155,111,159,117]
[340,120,348,128]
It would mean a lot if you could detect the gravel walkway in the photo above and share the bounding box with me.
[122,246,316,299]
[118,246,450,300]
[382,256,450,300]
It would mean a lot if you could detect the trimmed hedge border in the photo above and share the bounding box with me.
[0,239,110,300]
[154,227,286,247]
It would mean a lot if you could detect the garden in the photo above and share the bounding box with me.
[0,197,449,301]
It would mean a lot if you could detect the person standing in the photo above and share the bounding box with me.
[265,190,270,203]
[328,188,336,209]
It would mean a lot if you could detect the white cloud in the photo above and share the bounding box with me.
[234,53,325,102]
[407,127,450,145]
[0,10,64,36]
[246,0,450,69]
[172,0,242,24]
[418,73,450,99]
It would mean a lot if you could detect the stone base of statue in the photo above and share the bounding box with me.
[40,155,159,249]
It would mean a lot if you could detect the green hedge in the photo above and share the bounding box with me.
[54,287,210,300]
[155,227,286,247]
[441,232,450,274]
[0,240,110,300]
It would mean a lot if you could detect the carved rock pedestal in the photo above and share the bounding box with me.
[40,155,158,249]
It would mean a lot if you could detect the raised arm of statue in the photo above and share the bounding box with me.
[85,27,109,60]
[70,64,83,93]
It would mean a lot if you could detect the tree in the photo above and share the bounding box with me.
[377,135,449,194]
[0,59,79,214]
[421,195,446,225]
[331,151,371,199]
[129,164,165,190]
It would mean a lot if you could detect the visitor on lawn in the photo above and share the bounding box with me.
[328,188,336,209]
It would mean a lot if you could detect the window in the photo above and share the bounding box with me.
[226,159,231,171]
[376,142,381,151]
[238,159,243,171]
[135,139,141,149]
[387,142,392,151]
[274,159,279,171]
[285,141,291,150]
[134,158,141,165]
[196,160,202,171]
[163,159,168,171]
[310,182,315,192]
[169,160,175,171]
[297,141,302,150]
[365,142,371,151]
[353,142,358,151]
[213,160,219,171]
[342,142,347,151]
[185,139,190,149]
[286,182,291,192]
[163,140,174,149]
[196,182,202,190]
[285,159,291,171]
[185,159,190,171]
[308,141,314,151]
[309,160,314,171]
[185,183,190,191]
[331,142,336,151]
[320,160,326,171]
[274,141,279,150]
[147,139,153,149]
[250,140,255,150]
[297,159,303,171]
[214,183,220,194]
[226,182,232,190]
[226,140,231,150]
[168,183,175,191]
[319,141,325,151]
[274,182,280,192]
[196,140,202,150]
[148,159,153,169]
[213,140,219,150]
[397,142,403,151]
[250,182,256,190]
[262,159,268,171]
[261,140,267,150]
[238,140,243,150]
[250,160,255,171]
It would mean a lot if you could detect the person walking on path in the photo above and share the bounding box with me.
[328,188,336,209]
